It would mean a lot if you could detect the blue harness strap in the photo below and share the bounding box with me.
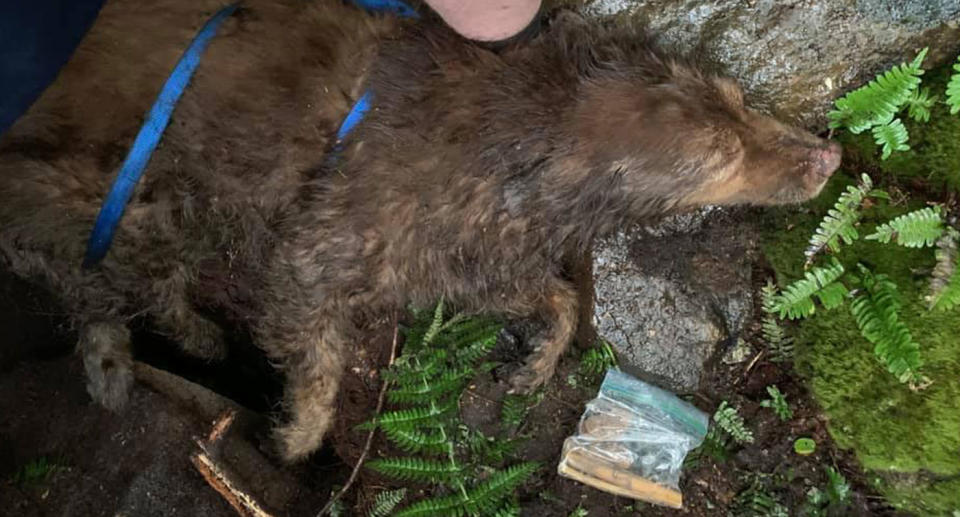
[83,3,238,268]
[83,0,416,268]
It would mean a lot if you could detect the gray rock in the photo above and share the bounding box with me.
[722,338,755,365]
[592,211,756,392]
[582,0,960,129]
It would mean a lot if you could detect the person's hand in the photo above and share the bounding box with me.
[424,0,541,42]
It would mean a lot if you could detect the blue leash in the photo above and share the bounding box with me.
[83,0,415,268]
[83,3,238,268]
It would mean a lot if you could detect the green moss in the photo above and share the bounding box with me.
[839,60,960,191]
[881,476,960,516]
[761,173,960,515]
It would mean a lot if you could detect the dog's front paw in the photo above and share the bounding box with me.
[83,353,133,411]
[80,322,134,411]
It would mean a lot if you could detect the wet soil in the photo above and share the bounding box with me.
[0,244,908,516]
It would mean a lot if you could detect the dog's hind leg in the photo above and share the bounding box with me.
[256,299,352,462]
[507,276,579,394]
[79,320,134,411]
[271,322,349,462]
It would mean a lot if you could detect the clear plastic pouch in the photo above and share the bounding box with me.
[558,369,709,509]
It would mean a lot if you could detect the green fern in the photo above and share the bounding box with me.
[367,457,465,483]
[734,475,789,517]
[387,367,475,404]
[906,87,937,122]
[578,339,618,377]
[770,260,848,320]
[492,499,522,517]
[393,463,539,517]
[850,265,924,384]
[946,54,960,115]
[872,118,911,160]
[927,228,960,311]
[368,489,407,517]
[370,401,459,431]
[713,401,754,445]
[500,391,543,433]
[461,428,524,464]
[866,205,944,247]
[828,48,928,133]
[760,280,793,362]
[382,427,450,455]
[366,302,538,515]
[805,174,885,264]
[759,385,793,421]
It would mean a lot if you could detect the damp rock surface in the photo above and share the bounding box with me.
[593,208,757,392]
[583,0,960,129]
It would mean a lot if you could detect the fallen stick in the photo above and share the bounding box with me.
[317,316,400,517]
[192,451,276,517]
[192,410,276,517]
[133,361,253,421]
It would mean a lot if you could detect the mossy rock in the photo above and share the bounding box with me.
[760,174,960,516]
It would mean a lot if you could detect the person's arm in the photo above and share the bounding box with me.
[423,0,541,42]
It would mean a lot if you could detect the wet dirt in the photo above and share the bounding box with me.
[0,231,909,516]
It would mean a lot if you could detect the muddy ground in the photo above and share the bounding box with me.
[0,235,907,516]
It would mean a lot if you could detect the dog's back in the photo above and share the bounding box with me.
[0,0,392,321]
[0,0,396,410]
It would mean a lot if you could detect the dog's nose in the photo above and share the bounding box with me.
[814,141,842,179]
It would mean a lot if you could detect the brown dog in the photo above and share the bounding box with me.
[0,0,839,461]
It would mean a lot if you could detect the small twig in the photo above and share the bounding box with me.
[207,410,237,443]
[742,350,764,379]
[192,410,275,517]
[317,315,400,517]
[545,391,581,411]
[192,452,275,517]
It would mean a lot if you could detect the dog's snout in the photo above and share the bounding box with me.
[814,141,842,179]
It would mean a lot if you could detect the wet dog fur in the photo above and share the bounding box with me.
[0,0,840,461]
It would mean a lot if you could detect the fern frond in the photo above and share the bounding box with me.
[578,340,618,377]
[421,297,447,347]
[771,260,848,319]
[828,48,928,133]
[383,427,450,454]
[871,118,911,160]
[373,399,458,431]
[927,229,960,310]
[946,54,960,115]
[825,466,851,506]
[387,367,474,404]
[850,265,924,384]
[393,463,538,517]
[759,385,793,421]
[866,205,944,247]
[805,174,881,264]
[460,463,539,516]
[493,499,522,517]
[462,428,523,463]
[906,87,936,122]
[446,322,501,366]
[759,281,795,362]
[713,401,754,445]
[368,489,407,517]
[500,394,533,432]
[367,457,464,484]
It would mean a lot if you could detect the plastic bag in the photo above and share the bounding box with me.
[558,369,709,509]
